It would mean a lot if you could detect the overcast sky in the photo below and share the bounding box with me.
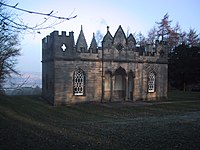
[8,0,200,73]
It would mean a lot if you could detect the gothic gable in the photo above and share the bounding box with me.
[113,25,127,50]
[102,26,113,49]
[127,34,136,50]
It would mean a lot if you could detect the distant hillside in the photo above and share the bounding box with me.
[3,72,42,95]
[4,71,42,88]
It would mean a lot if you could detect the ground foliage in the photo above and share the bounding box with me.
[1,91,200,150]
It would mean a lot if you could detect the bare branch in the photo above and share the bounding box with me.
[0,2,77,20]
[0,1,77,33]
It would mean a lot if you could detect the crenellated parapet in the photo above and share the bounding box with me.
[42,25,168,63]
[101,26,168,63]
[42,30,75,61]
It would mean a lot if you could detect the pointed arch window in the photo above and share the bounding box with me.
[73,68,86,96]
[148,72,156,93]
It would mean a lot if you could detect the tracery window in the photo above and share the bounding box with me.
[148,72,156,93]
[116,43,123,51]
[73,69,85,95]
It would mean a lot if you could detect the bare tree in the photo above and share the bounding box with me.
[0,0,77,94]
[136,32,146,46]
[0,1,77,33]
[147,26,157,44]
[0,30,20,92]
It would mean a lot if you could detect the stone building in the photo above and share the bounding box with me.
[42,25,168,105]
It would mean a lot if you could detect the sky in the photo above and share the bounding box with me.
[6,0,200,73]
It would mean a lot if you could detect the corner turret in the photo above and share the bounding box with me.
[42,30,75,61]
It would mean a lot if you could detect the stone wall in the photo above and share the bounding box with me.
[42,26,168,105]
[42,61,54,104]
[53,60,102,105]
[102,61,168,102]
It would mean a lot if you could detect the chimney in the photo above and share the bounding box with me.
[107,26,109,32]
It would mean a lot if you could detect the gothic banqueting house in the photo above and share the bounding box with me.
[42,25,168,105]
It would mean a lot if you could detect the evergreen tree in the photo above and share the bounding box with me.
[169,44,200,91]
[187,28,200,47]
[156,13,172,42]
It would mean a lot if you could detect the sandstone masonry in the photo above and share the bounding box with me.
[42,25,168,105]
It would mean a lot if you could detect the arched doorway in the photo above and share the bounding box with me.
[104,70,112,101]
[128,70,134,101]
[114,67,126,100]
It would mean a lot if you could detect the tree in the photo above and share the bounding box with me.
[0,1,20,93]
[136,32,146,46]
[0,0,76,94]
[169,44,200,91]
[187,28,200,47]
[149,13,200,91]
[156,13,172,42]
[155,13,183,54]
[0,1,77,33]
[0,33,20,93]
[168,22,181,49]
[147,26,157,44]
[179,30,187,45]
[154,13,200,53]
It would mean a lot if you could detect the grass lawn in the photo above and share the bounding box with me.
[1,90,200,150]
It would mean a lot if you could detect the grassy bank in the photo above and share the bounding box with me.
[0,91,200,149]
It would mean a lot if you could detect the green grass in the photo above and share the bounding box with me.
[168,90,200,101]
[1,91,200,150]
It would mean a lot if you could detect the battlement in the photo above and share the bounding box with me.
[49,31,74,37]
[42,31,74,45]
[42,25,168,63]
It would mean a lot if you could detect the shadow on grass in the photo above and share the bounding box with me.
[1,90,200,149]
